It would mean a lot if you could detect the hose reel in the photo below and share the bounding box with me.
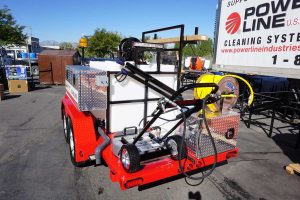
[194,73,254,113]
[119,37,141,61]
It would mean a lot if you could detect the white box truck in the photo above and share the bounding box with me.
[214,0,300,79]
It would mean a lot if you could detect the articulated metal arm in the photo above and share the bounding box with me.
[115,62,220,145]
[125,62,176,95]
[131,85,219,145]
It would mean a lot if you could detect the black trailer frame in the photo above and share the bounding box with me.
[238,90,300,148]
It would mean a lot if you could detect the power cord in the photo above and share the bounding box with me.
[178,94,218,181]
[138,108,179,127]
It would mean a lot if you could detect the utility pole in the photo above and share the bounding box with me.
[25,26,32,76]
[26,39,32,75]
[25,26,34,89]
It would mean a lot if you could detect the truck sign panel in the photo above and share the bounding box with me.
[215,0,300,71]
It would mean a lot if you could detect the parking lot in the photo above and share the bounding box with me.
[0,86,299,200]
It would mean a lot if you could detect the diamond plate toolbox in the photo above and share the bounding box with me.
[184,111,240,158]
[65,65,108,111]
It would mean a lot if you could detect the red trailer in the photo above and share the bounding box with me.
[61,25,250,190]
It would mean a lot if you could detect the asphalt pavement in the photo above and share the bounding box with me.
[0,86,299,200]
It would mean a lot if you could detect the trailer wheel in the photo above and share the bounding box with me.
[166,135,187,160]
[62,111,69,143]
[67,118,77,165]
[66,118,88,167]
[120,144,140,173]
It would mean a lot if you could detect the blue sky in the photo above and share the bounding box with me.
[1,0,218,43]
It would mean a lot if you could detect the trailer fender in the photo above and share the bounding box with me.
[61,95,99,163]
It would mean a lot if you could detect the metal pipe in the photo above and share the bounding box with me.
[195,27,199,35]
[133,110,163,144]
[142,24,184,35]
[95,127,110,165]
[268,108,276,137]
[160,119,184,142]
[171,83,219,100]
[248,110,252,128]
[177,25,184,89]
[297,126,300,148]
[126,63,176,95]
[159,104,203,142]
[81,47,85,65]
[128,73,172,99]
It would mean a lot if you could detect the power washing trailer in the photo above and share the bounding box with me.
[61,25,254,190]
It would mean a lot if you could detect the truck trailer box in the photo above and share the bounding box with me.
[214,0,300,78]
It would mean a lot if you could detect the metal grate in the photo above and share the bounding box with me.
[66,65,108,111]
[183,111,240,158]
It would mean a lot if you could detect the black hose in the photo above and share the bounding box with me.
[178,94,218,180]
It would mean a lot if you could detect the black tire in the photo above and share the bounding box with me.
[120,144,140,173]
[166,135,187,160]
[62,111,69,143]
[67,117,89,167]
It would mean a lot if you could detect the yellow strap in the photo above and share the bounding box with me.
[221,94,237,98]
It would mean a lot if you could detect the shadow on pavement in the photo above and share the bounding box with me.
[30,85,52,91]
[272,134,300,163]
[244,116,300,163]
[188,191,202,200]
[2,94,21,100]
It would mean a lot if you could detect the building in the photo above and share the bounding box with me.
[0,48,12,67]
[5,37,41,61]
[40,45,60,50]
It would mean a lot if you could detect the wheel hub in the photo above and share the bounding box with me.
[63,115,67,137]
[121,149,130,169]
[168,139,178,156]
[69,129,75,158]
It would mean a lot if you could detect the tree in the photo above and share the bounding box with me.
[59,42,74,50]
[197,38,213,58]
[0,6,26,46]
[87,28,122,57]
[176,38,214,59]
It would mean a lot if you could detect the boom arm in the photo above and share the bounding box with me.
[115,62,219,145]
